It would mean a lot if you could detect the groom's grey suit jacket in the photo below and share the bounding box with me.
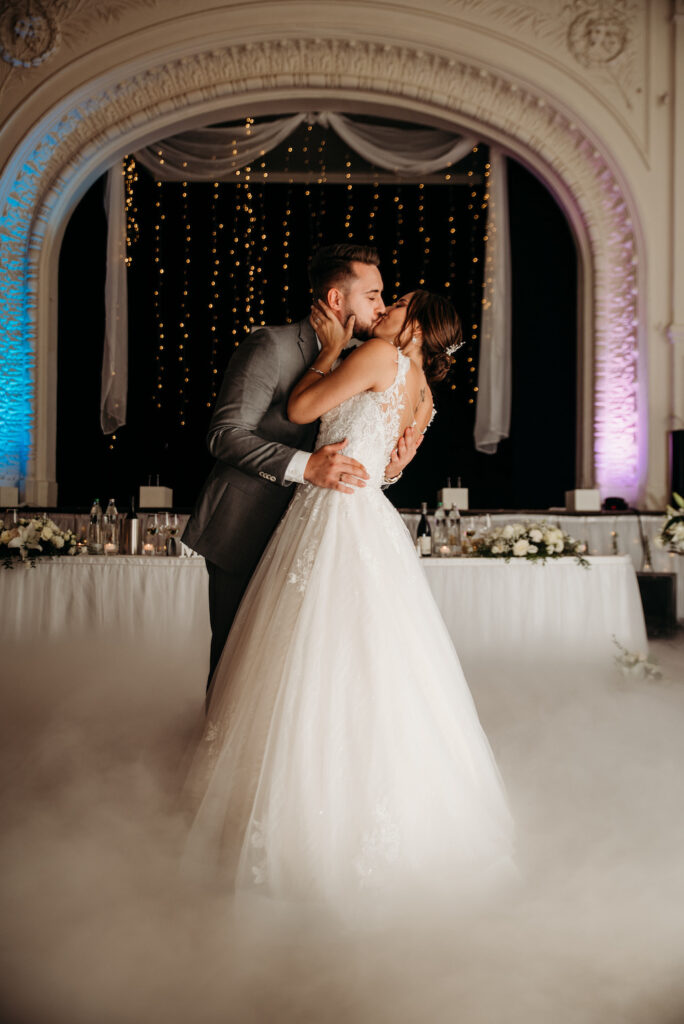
[182,318,319,575]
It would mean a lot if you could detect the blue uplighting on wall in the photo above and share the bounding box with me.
[1,107,86,490]
[0,148,57,488]
[0,233,33,487]
[0,205,34,487]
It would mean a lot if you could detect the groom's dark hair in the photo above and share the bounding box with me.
[308,243,380,300]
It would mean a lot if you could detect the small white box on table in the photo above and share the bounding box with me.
[139,486,174,508]
[564,489,601,512]
[0,486,19,506]
[437,487,469,510]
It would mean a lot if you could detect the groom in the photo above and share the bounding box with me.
[183,243,418,688]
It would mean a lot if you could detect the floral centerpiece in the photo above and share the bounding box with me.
[472,521,589,566]
[655,493,684,555]
[1,516,79,568]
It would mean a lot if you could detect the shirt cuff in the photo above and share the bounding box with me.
[284,449,311,485]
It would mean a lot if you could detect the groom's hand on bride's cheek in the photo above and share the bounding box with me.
[304,440,370,494]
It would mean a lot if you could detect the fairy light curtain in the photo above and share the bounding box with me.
[103,113,511,453]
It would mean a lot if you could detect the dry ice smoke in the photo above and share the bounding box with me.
[1,631,684,1024]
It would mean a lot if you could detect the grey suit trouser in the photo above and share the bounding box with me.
[205,558,255,693]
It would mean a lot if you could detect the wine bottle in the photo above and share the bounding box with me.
[122,496,140,555]
[417,501,432,557]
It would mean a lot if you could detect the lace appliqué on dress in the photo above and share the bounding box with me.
[249,818,268,885]
[423,406,437,434]
[286,543,317,592]
[353,798,401,890]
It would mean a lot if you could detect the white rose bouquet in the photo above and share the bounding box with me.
[655,493,684,555]
[1,516,78,568]
[473,520,589,566]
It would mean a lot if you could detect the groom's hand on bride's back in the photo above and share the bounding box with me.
[304,439,369,494]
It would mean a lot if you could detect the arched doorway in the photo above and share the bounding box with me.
[0,37,644,504]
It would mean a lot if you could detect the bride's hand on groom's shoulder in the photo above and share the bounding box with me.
[310,300,355,360]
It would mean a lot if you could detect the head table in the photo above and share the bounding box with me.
[0,549,648,694]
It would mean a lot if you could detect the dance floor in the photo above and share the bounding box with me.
[1,627,683,1023]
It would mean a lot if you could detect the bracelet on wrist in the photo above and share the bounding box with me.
[383,469,403,485]
[307,366,327,377]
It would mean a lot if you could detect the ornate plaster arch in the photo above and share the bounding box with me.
[0,37,642,503]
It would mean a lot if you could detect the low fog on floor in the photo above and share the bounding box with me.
[1,630,684,1024]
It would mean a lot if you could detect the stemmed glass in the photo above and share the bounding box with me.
[144,513,159,555]
[165,512,180,556]
[463,516,477,555]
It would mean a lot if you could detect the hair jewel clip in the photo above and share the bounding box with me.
[446,343,461,356]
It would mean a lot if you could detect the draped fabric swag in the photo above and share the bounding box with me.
[103,113,511,454]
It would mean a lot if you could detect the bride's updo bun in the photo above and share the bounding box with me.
[400,290,463,384]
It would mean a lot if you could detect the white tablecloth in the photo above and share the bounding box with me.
[0,555,210,642]
[41,510,682,619]
[0,555,647,680]
[403,512,682,618]
[421,555,647,664]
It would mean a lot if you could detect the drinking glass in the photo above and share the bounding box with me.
[143,513,159,555]
[165,512,180,556]
[463,516,477,555]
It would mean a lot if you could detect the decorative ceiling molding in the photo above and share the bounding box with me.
[0,35,642,498]
[0,0,158,69]
[441,1,640,89]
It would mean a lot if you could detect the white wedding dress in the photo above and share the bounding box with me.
[183,350,515,923]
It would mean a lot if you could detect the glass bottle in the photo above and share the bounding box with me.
[447,507,462,556]
[122,496,140,555]
[103,498,119,555]
[87,498,103,555]
[433,504,449,557]
[416,502,432,557]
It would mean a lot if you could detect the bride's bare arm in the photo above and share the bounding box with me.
[288,338,398,425]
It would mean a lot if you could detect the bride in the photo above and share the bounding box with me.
[182,289,515,923]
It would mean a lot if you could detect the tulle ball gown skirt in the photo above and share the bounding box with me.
[182,482,516,926]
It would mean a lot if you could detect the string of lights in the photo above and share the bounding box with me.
[152,176,166,413]
[178,181,191,427]
[446,182,459,392]
[417,182,427,287]
[207,181,221,407]
[281,141,293,323]
[367,184,379,244]
[343,151,354,242]
[256,185,267,327]
[124,156,139,267]
[391,187,402,301]
[228,181,240,348]
[121,126,486,451]
[244,180,256,336]
[466,148,485,406]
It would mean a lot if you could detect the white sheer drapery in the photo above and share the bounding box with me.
[474,149,512,454]
[101,165,128,433]
[133,114,308,181]
[103,114,510,452]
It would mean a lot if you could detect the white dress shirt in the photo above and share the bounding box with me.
[284,333,322,485]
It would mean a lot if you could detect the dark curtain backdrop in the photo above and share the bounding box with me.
[57,155,576,511]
